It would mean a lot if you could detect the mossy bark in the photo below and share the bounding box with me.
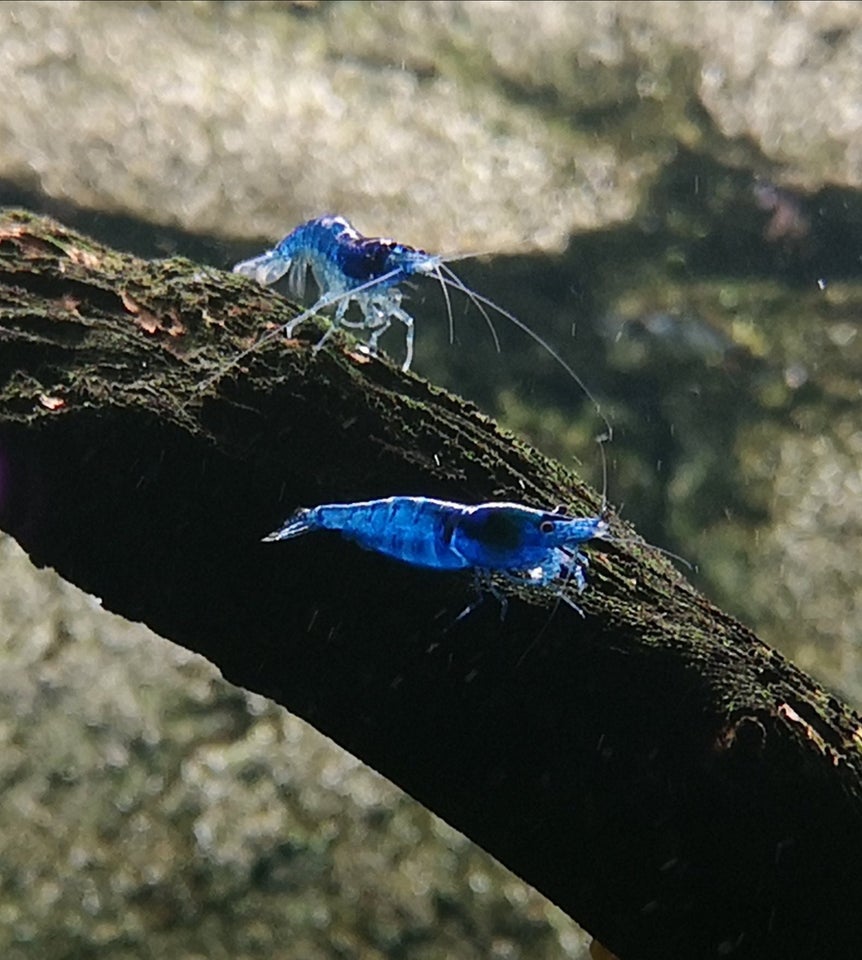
[1,209,860,960]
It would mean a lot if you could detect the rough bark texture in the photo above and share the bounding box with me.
[1,209,861,960]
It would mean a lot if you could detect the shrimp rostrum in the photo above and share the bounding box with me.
[263,496,609,608]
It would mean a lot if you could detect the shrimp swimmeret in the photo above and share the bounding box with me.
[210,216,609,435]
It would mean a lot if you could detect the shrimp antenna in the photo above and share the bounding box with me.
[435,264,501,353]
[585,435,692,571]
[435,240,552,350]
[437,264,613,443]
[431,264,456,348]
[611,534,696,573]
[598,431,609,516]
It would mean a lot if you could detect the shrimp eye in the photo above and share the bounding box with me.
[540,519,555,534]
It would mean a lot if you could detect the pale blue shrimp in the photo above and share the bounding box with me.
[211,216,611,437]
[233,215,433,371]
[263,496,610,610]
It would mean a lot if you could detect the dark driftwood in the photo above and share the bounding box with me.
[1,209,861,960]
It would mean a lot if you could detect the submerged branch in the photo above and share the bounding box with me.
[1,209,861,960]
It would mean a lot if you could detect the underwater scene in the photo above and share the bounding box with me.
[1,2,860,958]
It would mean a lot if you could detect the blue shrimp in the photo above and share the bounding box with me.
[218,216,611,437]
[233,216,432,371]
[263,496,610,609]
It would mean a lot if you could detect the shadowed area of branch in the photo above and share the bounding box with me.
[1,209,861,960]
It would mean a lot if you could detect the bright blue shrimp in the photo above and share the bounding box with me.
[263,496,610,609]
[217,216,611,437]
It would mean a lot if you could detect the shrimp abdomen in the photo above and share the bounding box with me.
[312,497,471,570]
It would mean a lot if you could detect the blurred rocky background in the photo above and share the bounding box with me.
[1,1,861,957]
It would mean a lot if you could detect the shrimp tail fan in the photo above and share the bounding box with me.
[233,249,292,287]
[262,508,314,542]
